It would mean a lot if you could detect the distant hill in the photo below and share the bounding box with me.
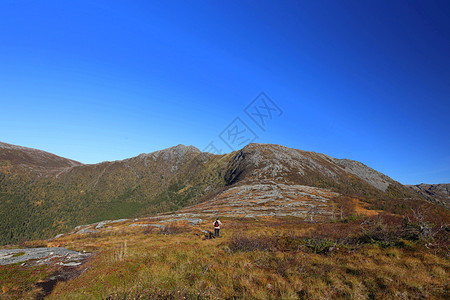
[0,141,441,245]
[0,141,81,170]
[406,183,450,208]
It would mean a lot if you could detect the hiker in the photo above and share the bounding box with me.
[213,217,222,237]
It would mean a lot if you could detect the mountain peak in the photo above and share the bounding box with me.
[171,144,201,153]
[141,144,202,162]
[157,144,201,156]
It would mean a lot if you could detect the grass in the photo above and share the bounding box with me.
[49,217,449,299]
[1,215,448,299]
[11,251,25,257]
[0,264,53,299]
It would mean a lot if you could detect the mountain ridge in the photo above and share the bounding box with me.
[406,183,450,208]
[0,140,445,245]
[0,141,82,170]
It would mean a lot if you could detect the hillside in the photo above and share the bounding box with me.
[0,142,449,299]
[0,142,81,171]
[407,183,450,208]
[1,202,448,299]
[0,141,438,245]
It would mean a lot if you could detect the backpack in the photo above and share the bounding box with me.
[214,220,219,227]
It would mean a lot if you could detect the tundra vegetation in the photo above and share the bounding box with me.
[0,142,448,298]
[0,143,428,245]
[1,200,448,299]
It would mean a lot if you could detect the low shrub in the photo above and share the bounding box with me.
[229,234,338,254]
[302,238,337,254]
[142,226,156,235]
[228,234,277,252]
[158,224,190,235]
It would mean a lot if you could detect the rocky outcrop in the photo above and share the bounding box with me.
[0,247,91,266]
[330,158,391,191]
[407,183,450,208]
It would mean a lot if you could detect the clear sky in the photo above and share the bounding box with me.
[0,1,449,185]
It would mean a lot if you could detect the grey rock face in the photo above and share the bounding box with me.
[95,222,107,229]
[407,183,450,207]
[95,219,129,229]
[161,218,203,225]
[77,228,97,234]
[330,158,391,191]
[129,223,165,228]
[146,144,201,162]
[230,143,396,192]
[179,180,339,219]
[0,247,91,266]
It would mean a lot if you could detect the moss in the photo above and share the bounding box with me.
[11,251,25,257]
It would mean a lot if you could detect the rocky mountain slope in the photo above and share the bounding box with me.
[0,141,437,245]
[407,183,450,208]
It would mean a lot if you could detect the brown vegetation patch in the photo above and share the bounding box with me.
[352,198,379,216]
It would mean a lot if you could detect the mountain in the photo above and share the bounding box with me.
[0,143,229,244]
[0,141,81,171]
[222,143,410,196]
[406,183,450,208]
[0,141,439,245]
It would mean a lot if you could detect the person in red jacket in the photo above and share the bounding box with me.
[213,217,222,237]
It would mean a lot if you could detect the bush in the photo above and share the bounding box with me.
[142,226,156,235]
[228,234,277,252]
[228,234,338,254]
[158,224,189,235]
[302,238,337,254]
[353,212,448,251]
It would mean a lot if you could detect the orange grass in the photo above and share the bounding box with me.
[45,218,449,299]
[1,216,448,299]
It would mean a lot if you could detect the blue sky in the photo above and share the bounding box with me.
[0,1,449,184]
